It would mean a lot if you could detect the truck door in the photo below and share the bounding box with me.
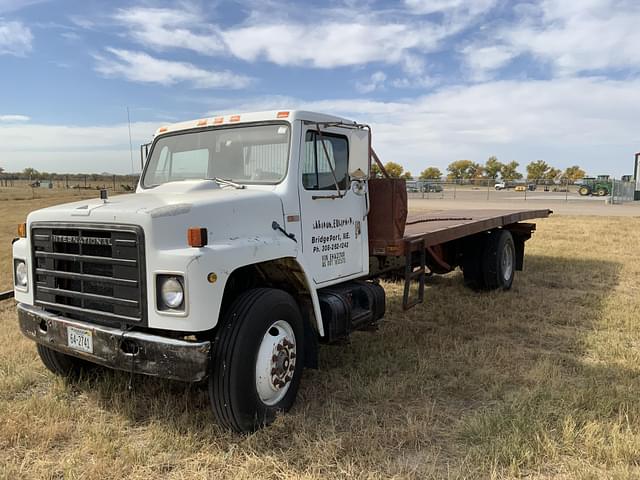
[298,127,366,284]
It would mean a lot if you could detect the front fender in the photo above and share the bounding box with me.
[189,236,324,336]
[175,235,306,332]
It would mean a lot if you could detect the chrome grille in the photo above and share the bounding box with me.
[31,223,146,326]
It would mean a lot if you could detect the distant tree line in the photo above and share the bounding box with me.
[369,158,587,183]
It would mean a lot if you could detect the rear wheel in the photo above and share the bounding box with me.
[578,185,591,196]
[36,344,95,377]
[209,288,304,432]
[482,230,515,290]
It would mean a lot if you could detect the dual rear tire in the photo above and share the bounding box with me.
[463,229,515,291]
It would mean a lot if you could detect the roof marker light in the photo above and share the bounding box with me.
[229,115,241,122]
[197,119,208,126]
[158,126,168,133]
[277,111,289,118]
[213,117,224,125]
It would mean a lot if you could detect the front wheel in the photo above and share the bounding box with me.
[209,288,304,432]
[578,186,591,196]
[36,344,95,377]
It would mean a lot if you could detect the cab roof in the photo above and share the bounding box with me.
[154,110,356,136]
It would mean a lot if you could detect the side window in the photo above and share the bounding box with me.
[302,131,348,190]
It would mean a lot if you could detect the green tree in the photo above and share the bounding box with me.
[370,161,410,179]
[544,167,562,180]
[384,161,404,178]
[447,160,474,179]
[500,161,523,180]
[23,167,38,179]
[401,171,413,179]
[484,156,504,179]
[526,160,550,181]
[468,162,484,180]
[419,167,442,180]
[564,165,586,182]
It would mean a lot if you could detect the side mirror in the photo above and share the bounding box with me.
[351,179,367,196]
[349,129,370,180]
[140,143,151,170]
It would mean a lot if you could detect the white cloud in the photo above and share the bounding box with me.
[205,77,640,176]
[111,3,490,75]
[404,0,497,17]
[0,121,159,173]
[113,7,225,56]
[222,21,445,69]
[94,48,251,89]
[0,19,32,56]
[0,0,45,14]
[0,114,29,122]
[356,71,387,93]
[2,77,638,175]
[462,45,517,80]
[500,0,640,75]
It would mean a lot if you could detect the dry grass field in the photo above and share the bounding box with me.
[1,194,640,479]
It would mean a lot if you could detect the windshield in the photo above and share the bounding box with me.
[142,123,290,188]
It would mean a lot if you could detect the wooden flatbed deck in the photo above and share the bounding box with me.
[403,208,552,247]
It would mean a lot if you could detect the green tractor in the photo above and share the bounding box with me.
[578,175,611,196]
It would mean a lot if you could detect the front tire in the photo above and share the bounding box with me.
[36,344,95,377]
[209,288,304,432]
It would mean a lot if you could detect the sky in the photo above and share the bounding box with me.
[0,0,639,176]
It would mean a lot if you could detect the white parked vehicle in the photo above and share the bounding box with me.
[494,181,507,190]
[12,110,550,432]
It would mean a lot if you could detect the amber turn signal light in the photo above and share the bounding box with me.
[17,223,26,238]
[187,227,207,247]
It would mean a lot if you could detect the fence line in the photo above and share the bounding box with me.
[405,177,637,203]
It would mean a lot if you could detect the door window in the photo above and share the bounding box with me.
[302,131,348,190]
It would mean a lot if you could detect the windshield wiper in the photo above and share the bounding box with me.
[210,177,246,189]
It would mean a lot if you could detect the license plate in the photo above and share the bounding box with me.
[67,326,93,353]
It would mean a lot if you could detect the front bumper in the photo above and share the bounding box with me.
[17,303,211,382]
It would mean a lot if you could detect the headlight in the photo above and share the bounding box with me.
[14,260,28,287]
[158,276,184,310]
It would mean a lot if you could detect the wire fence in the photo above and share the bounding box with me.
[0,174,140,201]
[405,178,637,203]
[0,173,636,204]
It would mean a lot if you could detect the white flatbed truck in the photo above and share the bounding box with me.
[12,110,550,432]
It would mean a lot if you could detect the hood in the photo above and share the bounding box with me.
[27,180,285,249]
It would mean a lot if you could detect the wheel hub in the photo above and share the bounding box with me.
[502,242,514,282]
[255,320,297,405]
